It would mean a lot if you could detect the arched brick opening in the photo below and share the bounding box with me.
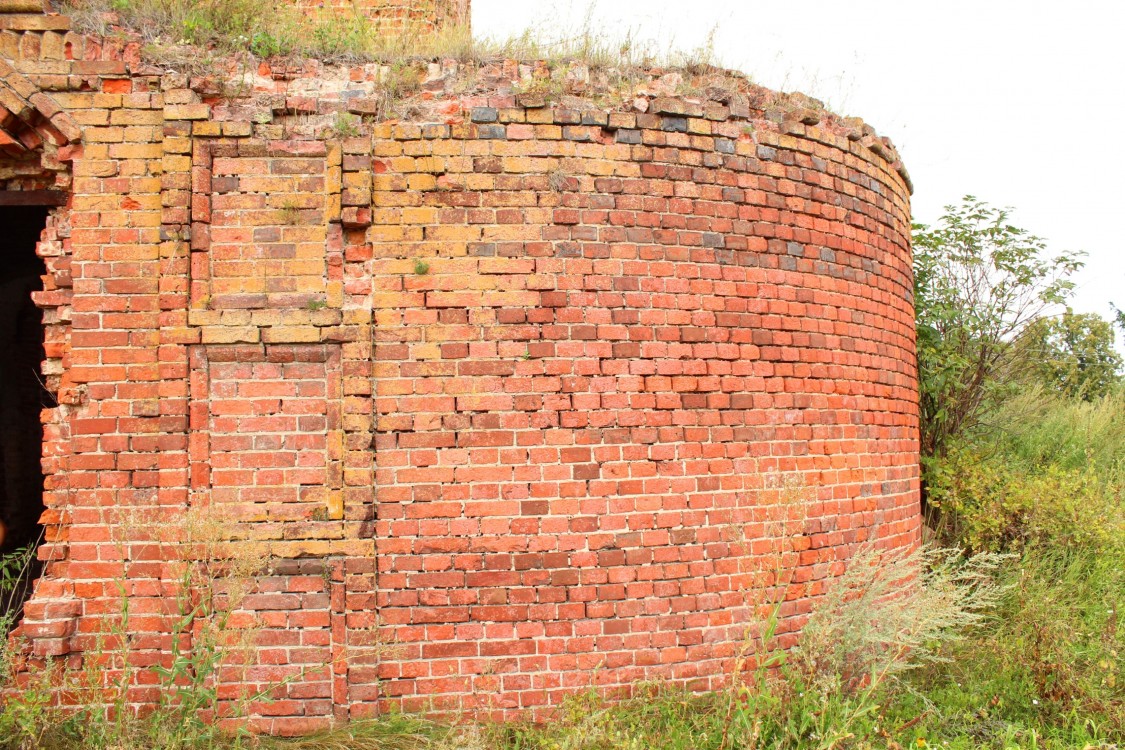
[0,202,53,624]
[0,67,76,634]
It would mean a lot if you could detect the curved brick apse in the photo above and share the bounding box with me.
[364,109,919,708]
[0,0,919,729]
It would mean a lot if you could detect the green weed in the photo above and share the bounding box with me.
[0,508,272,750]
[278,202,302,225]
[718,545,1008,750]
[0,543,37,633]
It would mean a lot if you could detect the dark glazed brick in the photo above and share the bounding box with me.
[660,116,688,132]
[470,107,498,123]
[476,124,507,139]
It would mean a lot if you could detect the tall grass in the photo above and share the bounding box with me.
[983,386,1125,480]
[896,546,1124,748]
[916,387,1125,747]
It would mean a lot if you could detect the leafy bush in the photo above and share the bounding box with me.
[912,197,1083,460]
[926,385,1125,555]
[927,447,1123,554]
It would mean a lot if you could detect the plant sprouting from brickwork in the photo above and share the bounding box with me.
[547,167,572,193]
[278,201,302,226]
[332,112,361,139]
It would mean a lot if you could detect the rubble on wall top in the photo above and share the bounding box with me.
[183,53,912,192]
[0,3,912,192]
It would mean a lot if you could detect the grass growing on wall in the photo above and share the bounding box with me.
[60,0,720,71]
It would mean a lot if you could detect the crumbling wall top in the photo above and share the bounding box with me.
[291,0,468,32]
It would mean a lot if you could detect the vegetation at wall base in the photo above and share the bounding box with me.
[5,534,1120,749]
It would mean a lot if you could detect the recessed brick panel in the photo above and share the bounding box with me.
[208,144,329,310]
[204,344,340,530]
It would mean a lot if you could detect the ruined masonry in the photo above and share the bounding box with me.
[0,0,921,733]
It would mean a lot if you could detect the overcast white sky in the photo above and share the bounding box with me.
[474,0,1125,343]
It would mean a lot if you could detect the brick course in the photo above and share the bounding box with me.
[0,0,920,731]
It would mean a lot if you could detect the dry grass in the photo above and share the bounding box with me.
[60,0,723,72]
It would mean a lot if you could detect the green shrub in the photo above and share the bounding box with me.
[928,447,1123,554]
[926,386,1125,555]
[912,197,1083,460]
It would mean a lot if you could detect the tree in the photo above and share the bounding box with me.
[912,196,1083,460]
[1017,309,1122,400]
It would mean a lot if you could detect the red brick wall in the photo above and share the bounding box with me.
[0,7,919,731]
[362,108,918,713]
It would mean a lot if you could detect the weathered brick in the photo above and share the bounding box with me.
[4,12,919,727]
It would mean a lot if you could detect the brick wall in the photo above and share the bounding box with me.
[0,1,919,731]
[360,106,918,714]
[290,0,468,32]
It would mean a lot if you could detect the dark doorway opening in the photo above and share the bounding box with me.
[0,206,50,627]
